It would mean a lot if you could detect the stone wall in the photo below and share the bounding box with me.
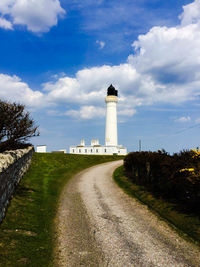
[0,146,34,223]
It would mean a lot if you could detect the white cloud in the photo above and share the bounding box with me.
[179,0,200,26]
[0,17,13,30]
[65,106,105,119]
[129,24,200,87]
[176,116,191,123]
[43,64,140,105]
[0,74,43,107]
[96,40,105,49]
[0,0,65,33]
[0,1,15,15]
[126,1,200,106]
[118,108,136,117]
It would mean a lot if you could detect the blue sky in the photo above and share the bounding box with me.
[0,0,200,153]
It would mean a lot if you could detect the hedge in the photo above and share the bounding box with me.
[124,149,200,215]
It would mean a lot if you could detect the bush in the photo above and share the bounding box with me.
[124,149,200,215]
[0,100,39,152]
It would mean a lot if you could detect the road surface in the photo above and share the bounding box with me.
[54,160,200,267]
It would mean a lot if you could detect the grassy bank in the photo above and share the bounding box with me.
[0,153,122,267]
[114,165,200,245]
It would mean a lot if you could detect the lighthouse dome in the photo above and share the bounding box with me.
[107,84,118,96]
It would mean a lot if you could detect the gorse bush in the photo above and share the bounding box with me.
[124,149,200,215]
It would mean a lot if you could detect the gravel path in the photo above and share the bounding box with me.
[55,160,200,267]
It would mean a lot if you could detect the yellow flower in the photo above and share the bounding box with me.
[191,147,200,158]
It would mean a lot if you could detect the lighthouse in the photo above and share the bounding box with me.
[105,84,118,146]
[69,84,127,155]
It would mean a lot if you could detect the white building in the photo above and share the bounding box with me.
[70,85,127,156]
[70,139,127,155]
[36,145,47,153]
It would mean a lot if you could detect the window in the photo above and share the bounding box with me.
[96,149,98,153]
[79,149,81,153]
[85,149,87,153]
[72,149,74,153]
[104,149,106,153]
[91,149,93,153]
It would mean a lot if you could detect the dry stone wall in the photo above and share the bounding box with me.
[0,146,34,223]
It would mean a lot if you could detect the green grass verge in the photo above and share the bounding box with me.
[0,153,122,267]
[113,165,200,245]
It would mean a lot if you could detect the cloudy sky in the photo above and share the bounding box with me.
[0,0,200,153]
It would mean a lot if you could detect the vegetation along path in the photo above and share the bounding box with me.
[55,160,200,267]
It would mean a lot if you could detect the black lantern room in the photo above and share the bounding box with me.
[107,84,118,96]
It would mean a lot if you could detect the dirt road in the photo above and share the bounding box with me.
[55,160,200,267]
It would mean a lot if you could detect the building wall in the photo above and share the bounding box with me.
[70,146,127,155]
[36,145,46,153]
[0,146,34,223]
[118,147,127,155]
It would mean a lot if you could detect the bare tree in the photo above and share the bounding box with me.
[0,100,39,152]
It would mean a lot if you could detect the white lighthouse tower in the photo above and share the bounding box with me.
[69,84,127,155]
[105,84,118,146]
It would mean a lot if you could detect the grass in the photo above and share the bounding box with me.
[113,165,200,245]
[0,152,122,267]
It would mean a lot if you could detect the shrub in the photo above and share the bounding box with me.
[124,149,200,215]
